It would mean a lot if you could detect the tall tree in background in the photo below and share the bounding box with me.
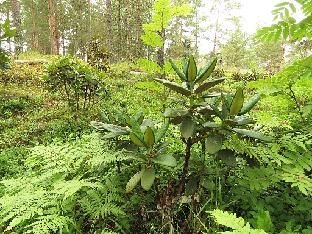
[48,0,59,54]
[30,0,39,51]
[105,0,112,53]
[10,0,22,54]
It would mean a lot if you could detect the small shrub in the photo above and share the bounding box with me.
[44,56,107,112]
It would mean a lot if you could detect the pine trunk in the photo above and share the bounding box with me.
[48,0,59,54]
[11,0,22,54]
[30,0,39,51]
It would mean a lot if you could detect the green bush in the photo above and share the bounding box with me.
[44,56,107,112]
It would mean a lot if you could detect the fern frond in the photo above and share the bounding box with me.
[209,209,267,234]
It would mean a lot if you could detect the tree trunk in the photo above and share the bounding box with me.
[117,0,122,60]
[106,0,113,53]
[30,0,39,51]
[48,0,59,54]
[11,0,22,54]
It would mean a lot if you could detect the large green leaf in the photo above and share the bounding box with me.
[233,128,273,142]
[205,134,223,154]
[144,127,155,146]
[180,117,195,139]
[230,87,244,116]
[203,122,222,128]
[154,78,191,96]
[169,59,187,82]
[130,132,145,146]
[153,154,177,167]
[194,58,217,84]
[141,167,156,190]
[126,171,143,193]
[240,94,261,115]
[232,116,255,126]
[187,55,197,83]
[196,106,215,116]
[194,78,225,94]
[183,59,190,80]
[164,108,188,118]
[91,122,129,133]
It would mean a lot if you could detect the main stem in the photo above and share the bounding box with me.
[289,84,304,122]
[177,138,192,196]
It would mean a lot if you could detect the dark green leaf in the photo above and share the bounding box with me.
[196,106,215,116]
[233,116,255,126]
[164,108,188,118]
[130,132,145,146]
[202,122,222,128]
[187,55,197,83]
[183,59,190,80]
[141,167,156,190]
[91,122,129,133]
[233,128,273,142]
[144,127,155,146]
[169,59,187,81]
[194,58,217,84]
[153,154,177,167]
[240,94,261,114]
[194,78,225,94]
[205,134,223,154]
[154,78,191,96]
[180,117,195,139]
[230,87,244,116]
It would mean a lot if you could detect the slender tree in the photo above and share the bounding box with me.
[11,0,22,54]
[48,0,59,54]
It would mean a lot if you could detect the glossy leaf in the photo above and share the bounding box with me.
[233,128,273,142]
[169,59,187,82]
[230,87,244,116]
[233,116,255,125]
[205,134,223,154]
[164,108,188,118]
[144,127,155,146]
[130,132,145,146]
[240,94,261,114]
[154,78,191,96]
[180,117,195,139]
[126,171,143,193]
[183,59,190,80]
[153,154,177,167]
[141,167,156,191]
[187,55,197,83]
[91,122,129,133]
[194,58,217,84]
[196,106,215,116]
[203,122,222,128]
[194,78,225,94]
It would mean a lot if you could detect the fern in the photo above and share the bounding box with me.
[0,133,128,233]
[209,209,267,234]
[237,167,281,191]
